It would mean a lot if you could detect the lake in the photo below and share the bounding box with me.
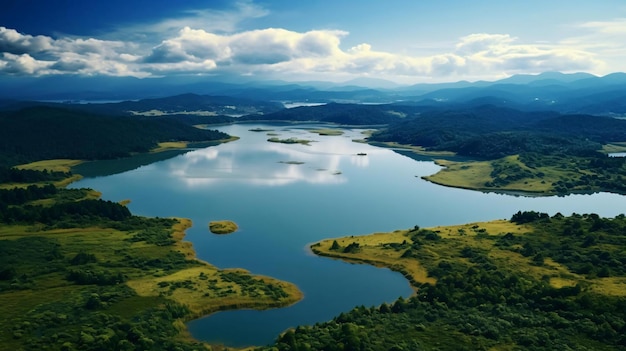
[70,123,626,347]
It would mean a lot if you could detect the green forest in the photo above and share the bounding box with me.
[260,212,626,351]
[0,106,229,167]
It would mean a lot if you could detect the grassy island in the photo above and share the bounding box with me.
[259,212,626,350]
[249,128,275,132]
[209,220,239,234]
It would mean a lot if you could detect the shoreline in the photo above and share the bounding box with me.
[8,136,304,349]
[156,217,304,348]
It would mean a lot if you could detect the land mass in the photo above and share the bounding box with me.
[257,211,626,350]
[0,166,302,351]
[367,106,626,195]
[0,107,304,350]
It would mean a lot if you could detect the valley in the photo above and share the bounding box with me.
[2,72,626,350]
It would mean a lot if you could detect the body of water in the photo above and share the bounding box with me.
[70,123,626,347]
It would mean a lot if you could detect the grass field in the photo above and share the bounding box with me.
[424,154,599,194]
[312,218,625,298]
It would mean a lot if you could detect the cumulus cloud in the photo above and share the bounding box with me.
[454,33,603,77]
[1,52,51,75]
[0,17,612,81]
[0,27,148,77]
[0,27,52,54]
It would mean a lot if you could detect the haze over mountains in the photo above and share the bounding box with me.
[2,71,626,117]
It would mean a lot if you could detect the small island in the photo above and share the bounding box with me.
[309,128,344,136]
[209,220,239,234]
[267,137,312,145]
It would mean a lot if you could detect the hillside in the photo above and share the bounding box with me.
[3,72,626,116]
[368,105,626,158]
[0,106,229,167]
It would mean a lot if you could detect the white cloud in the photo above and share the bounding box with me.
[0,15,619,81]
[112,0,269,41]
[1,52,52,75]
[0,27,53,54]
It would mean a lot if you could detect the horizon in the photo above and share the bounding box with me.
[2,1,626,85]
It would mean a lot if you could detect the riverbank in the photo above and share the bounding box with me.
[0,143,304,350]
[423,158,554,195]
[311,219,538,290]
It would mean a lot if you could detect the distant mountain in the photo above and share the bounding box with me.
[400,73,626,116]
[2,71,625,116]
[339,77,405,90]
[496,71,597,85]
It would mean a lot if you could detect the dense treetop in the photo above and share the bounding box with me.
[0,106,229,167]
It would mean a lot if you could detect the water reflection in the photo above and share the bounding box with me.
[157,126,376,187]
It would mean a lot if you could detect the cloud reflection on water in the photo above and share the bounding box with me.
[161,127,374,187]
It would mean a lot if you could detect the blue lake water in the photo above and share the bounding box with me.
[70,123,626,347]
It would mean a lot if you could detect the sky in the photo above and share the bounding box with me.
[1,0,626,84]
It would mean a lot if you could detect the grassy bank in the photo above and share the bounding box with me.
[0,164,302,350]
[312,217,626,297]
[271,214,626,350]
[424,153,626,195]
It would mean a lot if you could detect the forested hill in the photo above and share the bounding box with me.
[0,93,284,118]
[85,93,284,117]
[369,105,626,159]
[0,106,229,167]
[243,102,416,125]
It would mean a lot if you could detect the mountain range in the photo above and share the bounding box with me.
[1,71,626,116]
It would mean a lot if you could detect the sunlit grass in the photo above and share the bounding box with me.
[151,141,188,152]
[424,159,493,189]
[313,230,435,287]
[16,159,83,173]
[312,218,626,299]
[601,141,626,153]
[127,266,302,318]
[209,220,239,234]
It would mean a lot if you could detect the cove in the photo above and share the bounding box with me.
[70,123,626,348]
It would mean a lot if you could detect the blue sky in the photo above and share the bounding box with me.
[1,0,625,83]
